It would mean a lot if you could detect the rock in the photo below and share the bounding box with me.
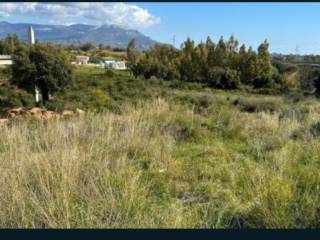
[8,107,23,113]
[30,107,45,115]
[44,111,60,119]
[7,107,26,116]
[62,110,74,116]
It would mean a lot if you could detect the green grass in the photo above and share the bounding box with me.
[2,65,320,228]
[46,65,207,112]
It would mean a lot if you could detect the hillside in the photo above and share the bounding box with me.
[0,21,158,50]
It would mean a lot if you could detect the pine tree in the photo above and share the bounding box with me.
[254,39,274,88]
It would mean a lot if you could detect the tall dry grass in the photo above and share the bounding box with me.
[1,97,320,228]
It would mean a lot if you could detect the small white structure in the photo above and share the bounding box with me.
[104,60,126,70]
[0,55,12,65]
[28,26,35,45]
[76,55,90,65]
[28,25,42,103]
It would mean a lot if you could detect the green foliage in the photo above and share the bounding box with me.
[0,34,22,55]
[11,43,74,103]
[0,66,11,81]
[126,39,139,76]
[80,42,95,52]
[126,35,288,92]
[89,55,103,64]
[3,59,320,227]
[137,44,181,80]
[0,86,34,108]
[298,66,319,91]
[104,69,115,77]
[3,95,320,228]
[312,69,320,94]
[231,95,284,113]
[207,67,241,89]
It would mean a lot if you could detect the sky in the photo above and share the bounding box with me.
[1,2,320,54]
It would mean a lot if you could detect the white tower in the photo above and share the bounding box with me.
[28,26,35,45]
[28,26,41,103]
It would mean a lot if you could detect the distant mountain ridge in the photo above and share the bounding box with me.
[0,21,159,50]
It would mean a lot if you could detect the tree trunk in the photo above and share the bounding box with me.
[41,88,49,104]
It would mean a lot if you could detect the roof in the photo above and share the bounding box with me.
[76,55,90,60]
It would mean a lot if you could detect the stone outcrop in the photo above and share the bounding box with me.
[2,107,85,121]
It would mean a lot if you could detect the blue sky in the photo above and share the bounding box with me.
[1,3,320,54]
[135,3,320,54]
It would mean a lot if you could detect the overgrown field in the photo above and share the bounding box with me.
[1,84,320,227]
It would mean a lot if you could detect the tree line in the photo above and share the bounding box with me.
[127,36,298,91]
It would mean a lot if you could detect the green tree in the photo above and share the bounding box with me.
[11,43,74,104]
[253,40,274,88]
[130,44,180,80]
[180,38,199,82]
[80,42,95,52]
[238,45,258,85]
[0,34,22,55]
[194,42,208,82]
[126,39,141,77]
[213,36,227,67]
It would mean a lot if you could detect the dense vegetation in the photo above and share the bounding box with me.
[11,43,73,103]
[1,34,320,228]
[1,34,320,110]
[127,36,301,92]
[2,89,320,227]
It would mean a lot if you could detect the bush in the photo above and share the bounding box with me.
[310,122,320,138]
[284,90,304,103]
[0,86,34,109]
[105,69,115,77]
[0,66,11,81]
[232,96,283,113]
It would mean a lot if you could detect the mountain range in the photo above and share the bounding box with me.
[0,21,159,50]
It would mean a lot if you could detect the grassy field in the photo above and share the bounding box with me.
[1,65,320,228]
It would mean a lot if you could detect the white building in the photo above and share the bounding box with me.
[104,60,126,70]
[0,55,12,65]
[76,55,90,65]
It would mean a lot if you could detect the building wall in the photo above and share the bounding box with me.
[0,60,13,65]
[104,60,126,70]
[76,59,89,64]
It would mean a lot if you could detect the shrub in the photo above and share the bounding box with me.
[310,122,320,138]
[284,90,304,103]
[232,96,283,113]
[0,86,34,109]
[105,69,115,77]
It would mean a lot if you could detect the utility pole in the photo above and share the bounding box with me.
[28,26,41,103]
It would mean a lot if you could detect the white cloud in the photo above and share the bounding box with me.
[0,2,160,29]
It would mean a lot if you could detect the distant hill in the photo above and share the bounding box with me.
[0,21,159,50]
